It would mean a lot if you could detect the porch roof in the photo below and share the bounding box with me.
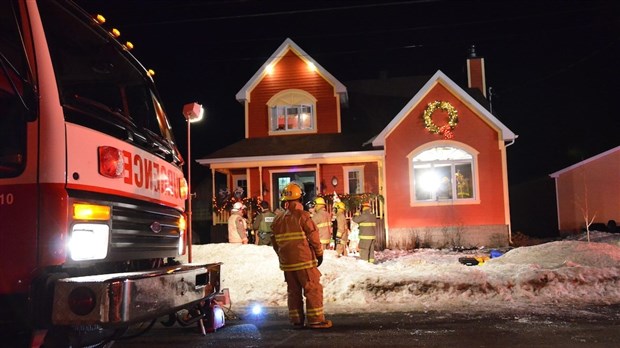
[197,133,382,166]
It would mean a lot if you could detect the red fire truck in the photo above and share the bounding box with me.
[0,0,222,346]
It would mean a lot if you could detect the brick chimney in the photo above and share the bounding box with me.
[466,45,486,98]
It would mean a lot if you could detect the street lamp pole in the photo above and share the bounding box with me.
[183,102,204,263]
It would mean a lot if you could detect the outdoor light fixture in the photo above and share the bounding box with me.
[331,176,338,187]
[265,64,274,75]
[183,102,204,263]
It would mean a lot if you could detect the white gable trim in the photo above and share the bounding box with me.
[549,145,620,178]
[372,70,517,147]
[235,38,347,102]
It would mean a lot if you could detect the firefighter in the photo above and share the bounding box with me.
[271,182,332,329]
[352,201,377,263]
[334,201,349,257]
[312,197,332,250]
[253,201,276,246]
[228,202,248,244]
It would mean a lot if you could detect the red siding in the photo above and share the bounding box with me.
[384,84,506,228]
[555,150,620,233]
[248,168,260,197]
[320,164,342,194]
[363,162,379,193]
[247,50,340,138]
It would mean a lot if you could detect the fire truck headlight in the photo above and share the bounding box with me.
[69,224,110,261]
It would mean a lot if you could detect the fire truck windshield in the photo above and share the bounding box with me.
[37,0,183,165]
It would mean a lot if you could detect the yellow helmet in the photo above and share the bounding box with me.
[362,201,371,210]
[280,182,303,201]
[334,201,345,211]
[314,197,326,206]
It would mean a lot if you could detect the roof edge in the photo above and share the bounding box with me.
[235,38,347,102]
[550,145,620,178]
[372,70,517,147]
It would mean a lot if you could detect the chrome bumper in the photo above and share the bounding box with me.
[52,263,221,326]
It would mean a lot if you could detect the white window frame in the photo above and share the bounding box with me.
[267,89,317,135]
[407,141,480,206]
[231,174,247,198]
[343,165,365,194]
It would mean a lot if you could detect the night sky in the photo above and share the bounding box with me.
[75,0,619,185]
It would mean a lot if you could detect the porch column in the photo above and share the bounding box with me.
[259,166,263,200]
[211,167,216,226]
[315,163,321,195]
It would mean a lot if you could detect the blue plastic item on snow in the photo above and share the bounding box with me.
[490,249,503,258]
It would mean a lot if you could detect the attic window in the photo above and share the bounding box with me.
[409,145,478,204]
[267,89,317,134]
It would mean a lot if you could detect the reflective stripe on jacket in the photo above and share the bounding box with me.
[271,201,323,272]
[312,208,332,244]
[352,210,377,239]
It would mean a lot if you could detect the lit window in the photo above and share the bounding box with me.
[411,146,475,202]
[267,90,316,134]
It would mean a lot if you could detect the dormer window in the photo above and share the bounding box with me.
[267,89,317,135]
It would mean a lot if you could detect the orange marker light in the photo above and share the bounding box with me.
[73,203,111,221]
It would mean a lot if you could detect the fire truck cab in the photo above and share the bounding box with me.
[0,1,221,346]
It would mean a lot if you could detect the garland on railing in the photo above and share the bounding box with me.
[211,193,384,213]
[309,192,385,211]
[212,196,261,214]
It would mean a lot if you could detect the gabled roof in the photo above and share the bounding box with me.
[235,38,347,102]
[372,70,517,147]
[197,133,381,166]
[549,145,620,178]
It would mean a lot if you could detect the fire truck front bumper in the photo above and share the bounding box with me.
[51,263,221,326]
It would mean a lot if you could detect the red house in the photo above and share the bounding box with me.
[198,38,517,248]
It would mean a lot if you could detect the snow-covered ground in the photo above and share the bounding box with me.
[183,232,620,316]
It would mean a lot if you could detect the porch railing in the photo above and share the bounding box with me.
[212,194,384,225]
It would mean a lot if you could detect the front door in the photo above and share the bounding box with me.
[272,170,315,209]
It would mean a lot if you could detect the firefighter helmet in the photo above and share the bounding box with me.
[334,201,345,211]
[232,202,246,212]
[314,197,326,206]
[362,201,371,209]
[280,182,303,201]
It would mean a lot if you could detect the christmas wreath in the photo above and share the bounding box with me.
[422,101,458,139]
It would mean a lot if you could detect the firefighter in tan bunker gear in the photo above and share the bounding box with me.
[311,197,332,250]
[228,202,248,244]
[334,201,349,257]
[271,182,332,329]
[352,201,377,263]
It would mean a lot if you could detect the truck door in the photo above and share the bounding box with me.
[0,2,39,296]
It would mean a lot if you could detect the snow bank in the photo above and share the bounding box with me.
[183,239,620,314]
